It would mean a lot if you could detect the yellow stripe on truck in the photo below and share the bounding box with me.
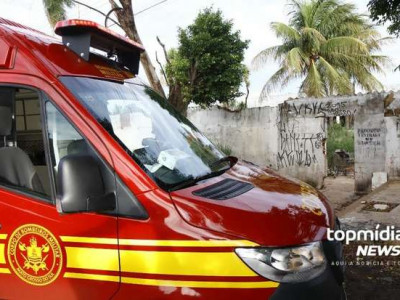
[120,250,257,277]
[121,277,279,289]
[60,236,259,247]
[0,268,11,274]
[65,247,119,271]
[62,241,279,289]
[61,236,118,245]
[0,244,6,264]
[0,234,7,240]
[64,272,119,282]
[118,239,259,247]
[64,272,279,289]
[65,247,257,277]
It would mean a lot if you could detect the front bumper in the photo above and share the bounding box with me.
[270,239,345,300]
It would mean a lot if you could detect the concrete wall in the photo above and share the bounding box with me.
[276,102,326,188]
[353,94,386,193]
[188,106,279,168]
[188,92,400,192]
[189,104,328,188]
[385,116,400,179]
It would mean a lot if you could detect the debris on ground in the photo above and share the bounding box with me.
[362,201,399,212]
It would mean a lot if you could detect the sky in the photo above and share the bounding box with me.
[1,0,399,107]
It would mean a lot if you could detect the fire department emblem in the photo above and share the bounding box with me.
[7,224,63,286]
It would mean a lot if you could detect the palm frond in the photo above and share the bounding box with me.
[260,67,292,99]
[301,60,324,97]
[321,37,369,55]
[317,3,366,37]
[318,56,352,95]
[285,47,308,73]
[300,27,326,52]
[42,0,73,27]
[251,45,284,70]
[368,55,392,70]
[301,27,326,42]
[352,66,384,92]
[270,22,301,42]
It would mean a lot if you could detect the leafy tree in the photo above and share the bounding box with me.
[368,0,400,37]
[368,0,400,71]
[253,0,389,99]
[42,4,248,114]
[42,0,166,98]
[162,8,249,114]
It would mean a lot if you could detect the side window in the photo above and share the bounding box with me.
[45,101,115,194]
[45,102,89,170]
[0,87,51,198]
[45,101,147,219]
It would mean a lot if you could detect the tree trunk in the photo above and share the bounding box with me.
[168,84,188,116]
[110,0,166,98]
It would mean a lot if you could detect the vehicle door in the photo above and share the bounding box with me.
[0,83,119,299]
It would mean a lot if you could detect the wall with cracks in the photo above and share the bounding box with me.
[188,91,400,192]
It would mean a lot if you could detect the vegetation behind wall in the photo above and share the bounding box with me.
[327,123,355,170]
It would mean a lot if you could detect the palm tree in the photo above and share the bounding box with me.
[42,0,72,27]
[253,0,390,98]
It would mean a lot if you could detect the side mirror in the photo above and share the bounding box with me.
[57,154,116,213]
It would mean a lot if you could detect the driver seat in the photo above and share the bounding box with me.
[0,106,44,193]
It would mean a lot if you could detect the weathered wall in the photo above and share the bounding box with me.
[277,101,327,188]
[189,103,328,188]
[385,116,400,179]
[353,94,386,193]
[188,106,279,168]
[277,95,360,188]
[188,92,400,193]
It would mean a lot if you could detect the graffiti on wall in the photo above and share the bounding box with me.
[397,119,400,138]
[281,101,357,118]
[277,123,325,169]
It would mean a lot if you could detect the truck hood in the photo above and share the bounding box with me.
[170,161,334,246]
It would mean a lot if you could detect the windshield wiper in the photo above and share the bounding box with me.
[210,156,238,168]
[168,156,238,192]
[168,167,230,192]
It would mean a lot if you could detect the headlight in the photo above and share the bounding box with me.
[235,241,326,283]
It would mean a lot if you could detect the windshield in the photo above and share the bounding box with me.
[60,76,229,190]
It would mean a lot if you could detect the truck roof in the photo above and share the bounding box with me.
[0,17,53,36]
[0,18,139,81]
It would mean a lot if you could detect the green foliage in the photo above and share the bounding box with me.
[327,123,354,168]
[165,8,249,109]
[225,100,247,111]
[42,0,73,27]
[253,0,390,99]
[216,143,233,156]
[368,0,400,37]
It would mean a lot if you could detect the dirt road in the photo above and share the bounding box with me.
[320,178,400,300]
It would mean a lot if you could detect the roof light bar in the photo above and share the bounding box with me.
[55,19,145,74]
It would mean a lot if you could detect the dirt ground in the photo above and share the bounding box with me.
[343,240,400,300]
[320,175,359,212]
[319,177,400,300]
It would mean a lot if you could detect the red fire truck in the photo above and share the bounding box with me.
[0,18,345,299]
